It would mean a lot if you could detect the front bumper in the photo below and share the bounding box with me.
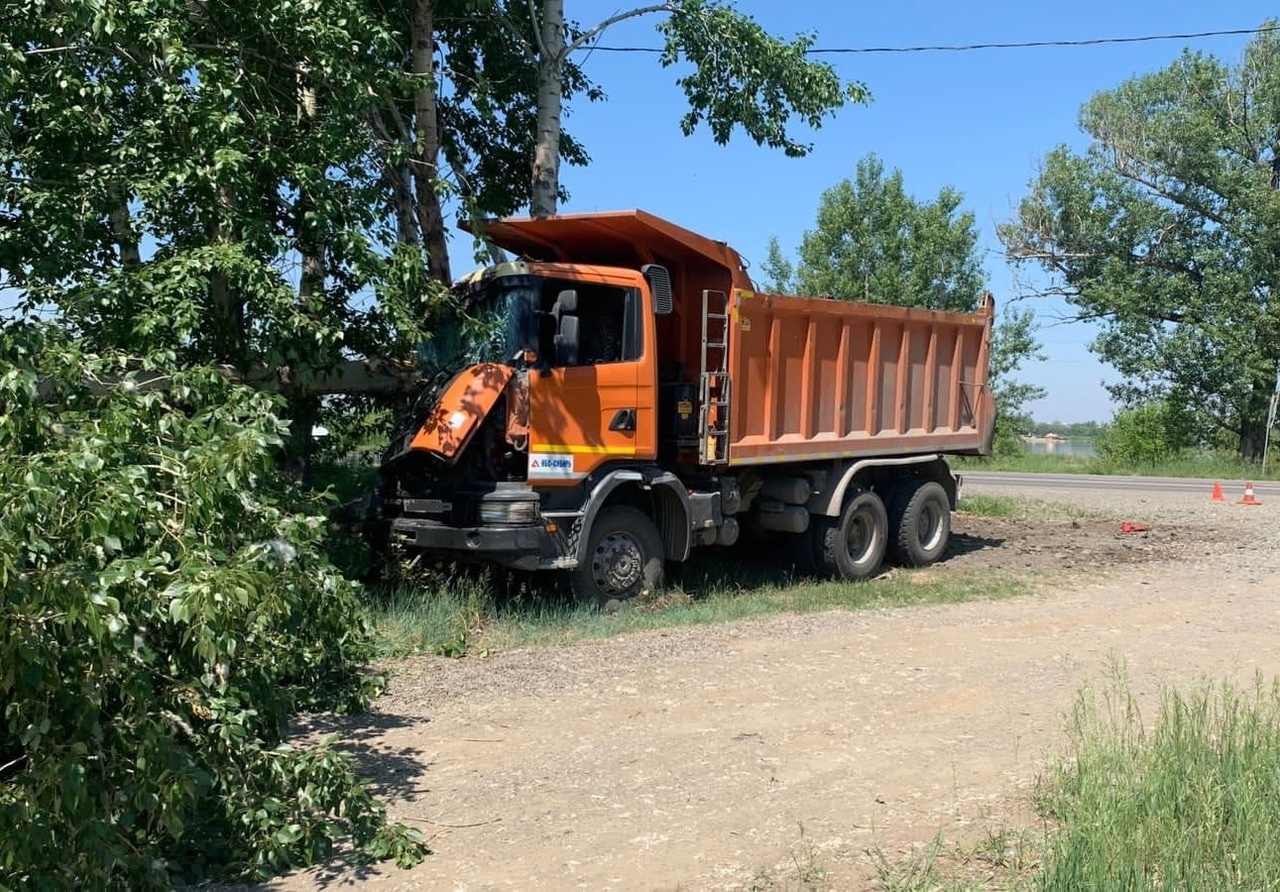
[387,517,551,571]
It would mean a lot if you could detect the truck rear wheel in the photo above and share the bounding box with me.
[818,489,888,581]
[888,480,951,567]
[570,506,664,608]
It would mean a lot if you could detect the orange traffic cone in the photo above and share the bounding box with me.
[1211,481,1225,502]
[1240,482,1262,506]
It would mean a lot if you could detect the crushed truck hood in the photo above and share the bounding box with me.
[399,362,513,464]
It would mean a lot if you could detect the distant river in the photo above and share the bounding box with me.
[1021,437,1097,459]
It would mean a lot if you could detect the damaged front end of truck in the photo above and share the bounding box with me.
[370,263,555,571]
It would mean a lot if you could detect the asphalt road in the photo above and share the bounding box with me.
[961,470,1280,499]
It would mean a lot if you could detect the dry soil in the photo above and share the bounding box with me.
[270,481,1280,891]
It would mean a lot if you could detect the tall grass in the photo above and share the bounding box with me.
[954,493,1020,517]
[367,557,1027,659]
[1038,675,1280,891]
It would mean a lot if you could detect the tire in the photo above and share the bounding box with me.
[570,505,665,607]
[817,489,888,581]
[887,480,951,567]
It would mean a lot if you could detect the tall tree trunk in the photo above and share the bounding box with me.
[386,162,419,247]
[109,184,141,270]
[291,72,326,481]
[530,0,565,218]
[411,0,452,284]
[1239,378,1272,460]
[209,185,244,365]
[286,396,320,483]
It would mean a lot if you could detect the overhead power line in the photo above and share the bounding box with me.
[592,24,1280,55]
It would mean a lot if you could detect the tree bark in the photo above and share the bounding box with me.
[209,185,244,365]
[411,0,452,283]
[108,184,141,270]
[530,0,565,218]
[1239,378,1272,460]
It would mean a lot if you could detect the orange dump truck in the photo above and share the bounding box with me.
[374,210,996,603]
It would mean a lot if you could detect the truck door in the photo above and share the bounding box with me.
[528,278,656,483]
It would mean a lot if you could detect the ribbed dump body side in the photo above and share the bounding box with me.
[725,290,996,466]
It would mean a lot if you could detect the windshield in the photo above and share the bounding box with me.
[419,279,536,380]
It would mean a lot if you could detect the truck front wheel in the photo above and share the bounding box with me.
[570,506,665,607]
[818,489,888,581]
[888,480,951,567]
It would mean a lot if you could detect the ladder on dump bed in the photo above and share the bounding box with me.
[699,290,731,465]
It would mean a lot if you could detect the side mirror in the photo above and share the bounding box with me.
[555,314,580,366]
[642,264,673,316]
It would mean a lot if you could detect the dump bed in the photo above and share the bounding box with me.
[723,290,996,465]
[475,209,996,465]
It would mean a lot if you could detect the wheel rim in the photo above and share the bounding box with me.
[917,501,945,551]
[591,531,644,596]
[845,508,875,562]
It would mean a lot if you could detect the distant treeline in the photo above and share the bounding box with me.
[1024,420,1108,438]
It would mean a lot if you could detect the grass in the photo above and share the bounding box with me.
[868,672,1280,891]
[366,489,1104,659]
[957,491,1104,524]
[954,493,1021,518]
[367,554,1028,659]
[1036,673,1280,891]
[747,823,830,891]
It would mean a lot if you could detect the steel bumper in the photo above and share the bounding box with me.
[388,517,548,571]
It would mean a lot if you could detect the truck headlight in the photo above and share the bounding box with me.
[478,489,541,525]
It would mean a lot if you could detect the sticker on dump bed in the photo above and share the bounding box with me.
[528,452,579,479]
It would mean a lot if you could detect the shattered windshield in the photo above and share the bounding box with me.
[419,280,534,380]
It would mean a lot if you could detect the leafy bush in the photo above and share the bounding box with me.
[991,411,1029,457]
[1096,401,1193,466]
[0,328,425,888]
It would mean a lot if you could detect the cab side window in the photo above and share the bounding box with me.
[540,281,643,366]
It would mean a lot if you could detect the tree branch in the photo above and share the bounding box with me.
[525,0,551,60]
[567,3,674,55]
[38,358,425,403]
[1111,156,1234,230]
[487,8,535,61]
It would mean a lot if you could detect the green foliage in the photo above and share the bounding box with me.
[760,235,795,293]
[990,412,1028,457]
[771,154,1045,441]
[793,155,985,310]
[1095,400,1194,466]
[1041,676,1280,891]
[0,0,450,478]
[1002,22,1280,458]
[430,0,602,216]
[657,0,868,158]
[0,328,425,887]
[988,304,1046,425]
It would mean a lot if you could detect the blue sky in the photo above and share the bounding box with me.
[447,1,1275,424]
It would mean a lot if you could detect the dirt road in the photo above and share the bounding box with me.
[276,486,1280,890]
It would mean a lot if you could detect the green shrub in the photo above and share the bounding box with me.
[991,411,1028,457]
[0,328,425,888]
[1096,401,1193,466]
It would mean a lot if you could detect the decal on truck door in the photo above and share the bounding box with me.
[528,452,581,480]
